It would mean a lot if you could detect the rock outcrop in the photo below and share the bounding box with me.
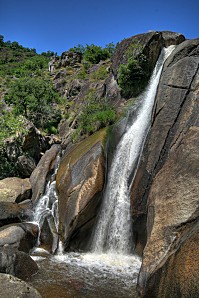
[0,202,33,227]
[56,129,106,250]
[130,38,199,296]
[0,273,41,297]
[30,144,61,204]
[111,31,185,79]
[0,177,31,203]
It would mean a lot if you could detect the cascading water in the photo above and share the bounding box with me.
[92,45,175,255]
[32,154,61,254]
[30,46,175,298]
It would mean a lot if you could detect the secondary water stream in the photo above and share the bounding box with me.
[28,45,175,297]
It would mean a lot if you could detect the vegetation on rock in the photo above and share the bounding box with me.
[118,43,148,98]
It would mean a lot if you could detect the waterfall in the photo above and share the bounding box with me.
[92,46,175,255]
[32,154,61,254]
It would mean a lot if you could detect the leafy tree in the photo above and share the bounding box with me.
[5,78,61,130]
[84,44,109,64]
[118,43,148,98]
[41,50,56,58]
[104,42,116,57]
[69,44,85,55]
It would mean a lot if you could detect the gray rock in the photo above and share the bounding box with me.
[0,273,41,297]
[0,246,38,280]
[17,156,36,178]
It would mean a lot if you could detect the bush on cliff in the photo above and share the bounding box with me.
[118,43,148,98]
[5,77,61,131]
[71,89,116,142]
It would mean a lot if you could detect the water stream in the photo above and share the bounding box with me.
[29,46,175,297]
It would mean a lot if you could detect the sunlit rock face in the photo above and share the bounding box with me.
[56,129,106,250]
[0,177,31,203]
[130,38,199,296]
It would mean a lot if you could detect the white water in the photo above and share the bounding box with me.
[92,46,175,255]
[32,154,61,253]
[30,47,175,297]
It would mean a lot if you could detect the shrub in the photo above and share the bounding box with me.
[0,109,26,145]
[90,65,109,82]
[5,77,61,130]
[72,90,116,141]
[118,43,148,98]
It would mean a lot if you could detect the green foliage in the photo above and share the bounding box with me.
[84,43,115,64]
[72,89,116,142]
[118,43,148,98]
[41,51,56,58]
[0,109,26,145]
[69,44,85,55]
[90,65,109,82]
[5,77,61,130]
[14,55,49,77]
[0,154,20,180]
[0,39,37,76]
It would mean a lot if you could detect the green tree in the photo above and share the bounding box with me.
[118,43,148,98]
[84,44,109,64]
[5,78,61,130]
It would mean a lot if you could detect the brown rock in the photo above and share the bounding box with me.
[111,31,185,77]
[30,144,61,204]
[0,201,33,227]
[130,38,199,294]
[56,129,106,250]
[0,273,41,297]
[0,223,38,252]
[0,177,32,203]
[0,246,38,280]
[140,227,199,297]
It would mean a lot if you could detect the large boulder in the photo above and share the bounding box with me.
[0,246,38,280]
[130,38,199,295]
[111,31,185,77]
[0,201,33,227]
[0,273,41,297]
[0,177,32,203]
[56,129,106,250]
[0,223,38,252]
[30,144,61,204]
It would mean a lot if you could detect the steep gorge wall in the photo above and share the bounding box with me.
[130,38,199,296]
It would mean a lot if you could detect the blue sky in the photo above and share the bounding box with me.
[0,0,198,54]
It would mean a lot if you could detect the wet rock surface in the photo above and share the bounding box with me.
[30,144,61,204]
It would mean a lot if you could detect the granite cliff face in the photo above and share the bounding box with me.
[129,38,199,296]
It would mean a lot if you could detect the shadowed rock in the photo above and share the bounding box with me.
[0,246,38,280]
